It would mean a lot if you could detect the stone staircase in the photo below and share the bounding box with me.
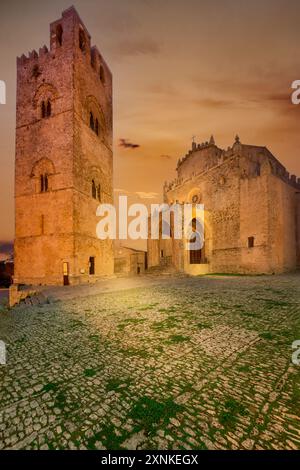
[145,264,185,278]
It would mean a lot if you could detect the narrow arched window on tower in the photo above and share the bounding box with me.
[41,101,46,118]
[46,100,51,117]
[95,118,99,136]
[40,174,44,192]
[99,65,105,84]
[79,28,86,52]
[40,174,49,193]
[90,50,96,69]
[56,24,63,47]
[44,174,49,192]
[92,180,96,199]
[90,112,94,131]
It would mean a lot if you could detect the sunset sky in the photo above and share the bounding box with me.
[0,0,300,243]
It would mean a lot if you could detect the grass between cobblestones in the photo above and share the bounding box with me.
[0,274,300,450]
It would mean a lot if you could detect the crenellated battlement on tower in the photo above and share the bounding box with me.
[17,46,50,66]
[17,6,111,84]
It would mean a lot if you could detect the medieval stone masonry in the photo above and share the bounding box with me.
[148,136,300,275]
[14,7,113,285]
[14,7,300,285]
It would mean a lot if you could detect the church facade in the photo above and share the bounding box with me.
[14,7,114,285]
[148,136,300,274]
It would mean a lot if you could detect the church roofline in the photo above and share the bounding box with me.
[176,135,222,169]
[169,136,300,193]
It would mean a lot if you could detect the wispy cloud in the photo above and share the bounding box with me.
[119,138,140,149]
[135,191,159,199]
[112,38,161,57]
[114,188,130,194]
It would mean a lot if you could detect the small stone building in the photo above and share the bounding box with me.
[114,243,147,276]
[148,136,300,274]
[14,7,113,285]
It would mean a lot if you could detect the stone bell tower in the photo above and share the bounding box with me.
[14,6,113,285]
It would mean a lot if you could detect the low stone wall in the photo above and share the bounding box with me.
[9,285,37,308]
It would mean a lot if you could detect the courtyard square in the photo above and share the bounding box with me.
[0,274,300,450]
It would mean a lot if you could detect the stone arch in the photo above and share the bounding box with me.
[88,165,109,201]
[184,208,212,267]
[85,95,106,137]
[31,157,56,193]
[187,217,204,264]
[33,83,59,119]
[31,157,55,177]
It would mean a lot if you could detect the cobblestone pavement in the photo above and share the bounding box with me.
[0,274,300,450]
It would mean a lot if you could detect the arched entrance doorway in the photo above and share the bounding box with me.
[189,218,203,265]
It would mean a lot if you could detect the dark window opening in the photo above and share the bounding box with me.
[89,257,95,275]
[42,100,51,118]
[161,250,164,258]
[190,247,202,264]
[97,184,101,201]
[56,24,63,46]
[92,180,97,199]
[191,217,199,232]
[63,262,69,286]
[32,64,41,78]
[248,236,255,248]
[46,100,51,117]
[91,51,96,68]
[99,65,105,84]
[79,28,86,52]
[90,112,94,131]
[40,174,44,192]
[41,101,46,118]
[89,113,100,137]
[189,231,202,265]
[40,174,49,193]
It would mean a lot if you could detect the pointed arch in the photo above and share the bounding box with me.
[31,157,56,178]
[33,83,59,120]
[85,95,106,136]
[33,83,59,108]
